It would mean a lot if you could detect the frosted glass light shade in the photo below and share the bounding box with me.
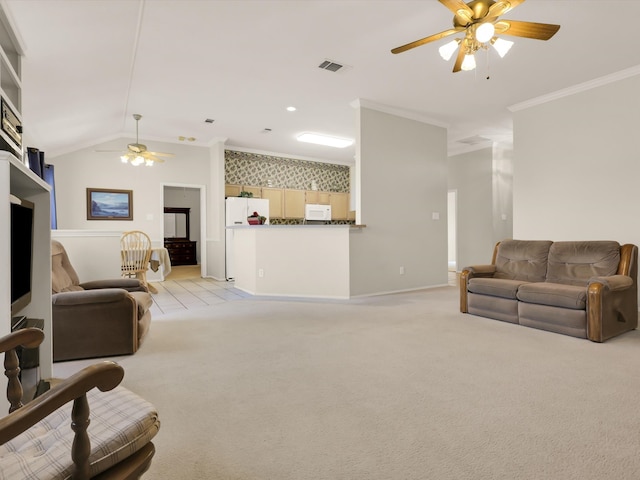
[439,39,459,61]
[461,54,476,71]
[475,23,495,43]
[492,37,514,57]
[297,132,354,148]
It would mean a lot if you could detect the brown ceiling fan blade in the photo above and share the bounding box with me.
[487,0,526,18]
[439,0,474,19]
[495,20,560,40]
[452,44,466,73]
[147,151,175,157]
[391,28,460,54]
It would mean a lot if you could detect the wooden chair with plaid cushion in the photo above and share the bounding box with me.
[0,327,160,479]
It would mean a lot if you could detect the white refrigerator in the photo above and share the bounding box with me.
[225,197,269,280]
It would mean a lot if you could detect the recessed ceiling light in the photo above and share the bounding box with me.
[286,106,296,112]
[296,132,354,148]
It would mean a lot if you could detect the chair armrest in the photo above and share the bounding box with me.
[0,361,124,444]
[588,275,633,291]
[80,278,147,292]
[52,288,132,306]
[459,265,497,313]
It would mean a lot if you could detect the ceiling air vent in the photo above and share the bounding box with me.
[318,60,344,72]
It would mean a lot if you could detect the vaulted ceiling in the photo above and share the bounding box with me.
[5,0,640,164]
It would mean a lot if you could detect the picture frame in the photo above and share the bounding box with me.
[86,188,133,220]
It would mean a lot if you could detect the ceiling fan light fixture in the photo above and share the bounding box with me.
[475,22,495,43]
[438,39,460,61]
[145,159,154,167]
[120,155,129,163]
[461,54,476,71]
[491,37,514,57]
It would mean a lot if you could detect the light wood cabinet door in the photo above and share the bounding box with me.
[242,186,262,198]
[330,192,349,220]
[261,188,284,219]
[284,189,306,218]
[306,191,330,204]
[225,184,242,197]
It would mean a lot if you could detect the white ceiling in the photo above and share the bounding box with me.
[4,0,640,165]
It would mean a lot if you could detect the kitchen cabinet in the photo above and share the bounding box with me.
[261,187,284,218]
[306,191,330,205]
[225,184,262,198]
[225,184,242,197]
[284,189,305,218]
[330,192,349,220]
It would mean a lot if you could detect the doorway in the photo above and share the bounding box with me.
[162,184,206,279]
[447,190,457,282]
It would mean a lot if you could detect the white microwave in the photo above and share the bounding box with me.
[305,204,331,221]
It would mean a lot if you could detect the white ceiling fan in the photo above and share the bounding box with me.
[97,114,174,166]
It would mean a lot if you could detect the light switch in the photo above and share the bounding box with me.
[432,212,440,220]
[146,214,154,221]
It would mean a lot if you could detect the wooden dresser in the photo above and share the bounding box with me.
[164,239,197,266]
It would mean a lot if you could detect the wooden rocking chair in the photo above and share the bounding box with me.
[0,327,159,479]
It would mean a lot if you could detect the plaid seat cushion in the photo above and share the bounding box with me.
[0,385,160,479]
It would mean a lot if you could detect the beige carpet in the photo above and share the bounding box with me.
[56,286,640,479]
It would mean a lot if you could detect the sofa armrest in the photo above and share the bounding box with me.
[80,278,147,293]
[588,275,633,291]
[464,264,497,276]
[587,275,638,342]
[52,288,132,306]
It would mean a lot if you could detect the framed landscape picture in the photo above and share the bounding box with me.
[86,188,133,220]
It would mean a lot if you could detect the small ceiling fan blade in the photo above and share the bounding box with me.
[147,151,175,157]
[439,0,474,20]
[452,44,466,73]
[144,154,165,163]
[495,20,560,40]
[487,0,526,18]
[391,28,460,54]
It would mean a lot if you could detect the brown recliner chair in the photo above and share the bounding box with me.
[51,240,153,362]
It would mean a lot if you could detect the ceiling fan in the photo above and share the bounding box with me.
[97,114,174,166]
[391,0,560,73]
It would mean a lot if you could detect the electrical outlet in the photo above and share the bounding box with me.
[399,266,405,275]
[258,268,264,278]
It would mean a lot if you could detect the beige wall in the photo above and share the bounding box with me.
[512,73,640,246]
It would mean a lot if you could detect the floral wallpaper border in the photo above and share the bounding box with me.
[225,150,350,193]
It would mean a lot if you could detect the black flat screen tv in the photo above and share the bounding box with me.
[10,194,34,316]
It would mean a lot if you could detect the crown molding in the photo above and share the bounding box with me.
[351,98,449,129]
[509,65,640,112]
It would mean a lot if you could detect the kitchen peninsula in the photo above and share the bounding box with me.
[227,224,364,299]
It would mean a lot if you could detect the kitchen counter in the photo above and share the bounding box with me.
[227,224,364,298]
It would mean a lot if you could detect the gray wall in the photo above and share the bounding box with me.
[350,106,448,296]
[513,73,640,247]
[447,144,514,270]
[448,147,495,270]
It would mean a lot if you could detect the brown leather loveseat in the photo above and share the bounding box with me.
[460,240,638,342]
[51,240,153,361]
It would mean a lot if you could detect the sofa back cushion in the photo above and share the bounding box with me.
[546,241,620,286]
[494,240,553,282]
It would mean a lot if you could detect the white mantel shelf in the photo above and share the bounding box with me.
[230,225,358,299]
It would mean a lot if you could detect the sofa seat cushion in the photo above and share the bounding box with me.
[468,278,530,300]
[517,282,587,310]
[0,386,160,479]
